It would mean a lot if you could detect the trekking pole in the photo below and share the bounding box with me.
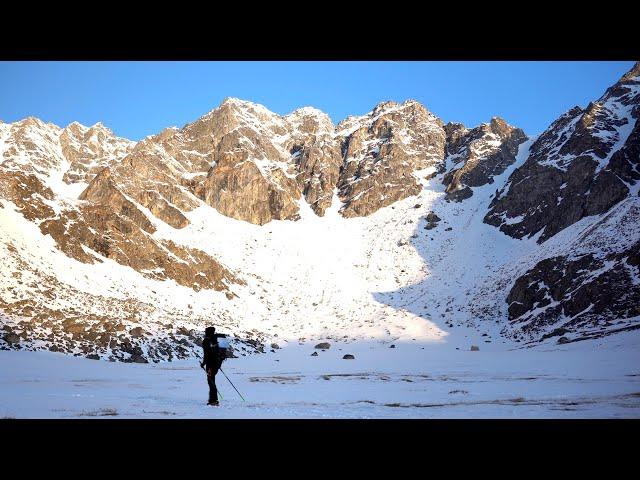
[220,368,245,402]
[201,362,224,402]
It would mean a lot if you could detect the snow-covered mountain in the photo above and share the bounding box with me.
[1,62,639,363]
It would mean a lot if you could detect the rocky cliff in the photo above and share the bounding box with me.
[484,62,640,342]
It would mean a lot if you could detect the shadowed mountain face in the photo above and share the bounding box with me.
[1,63,639,361]
[485,62,640,242]
[372,63,640,345]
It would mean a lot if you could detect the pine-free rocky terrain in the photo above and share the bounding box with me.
[1,63,639,418]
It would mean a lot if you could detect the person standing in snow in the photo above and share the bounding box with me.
[200,326,224,406]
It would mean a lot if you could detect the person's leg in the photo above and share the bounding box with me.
[207,369,219,404]
[211,369,219,403]
[207,371,216,404]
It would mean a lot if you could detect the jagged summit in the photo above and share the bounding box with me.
[618,60,640,83]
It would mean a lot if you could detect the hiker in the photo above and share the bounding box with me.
[200,326,224,406]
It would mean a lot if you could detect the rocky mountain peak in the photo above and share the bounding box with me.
[488,116,517,137]
[64,121,88,134]
[618,61,640,84]
[485,61,640,243]
[285,107,334,136]
[442,115,527,202]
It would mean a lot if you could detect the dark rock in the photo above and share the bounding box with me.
[338,101,446,218]
[86,354,100,360]
[470,345,479,351]
[130,354,148,363]
[314,342,331,349]
[4,332,20,344]
[445,186,473,202]
[129,326,144,338]
[443,118,527,203]
[389,344,396,348]
[342,354,355,359]
[558,336,571,344]
[311,351,318,356]
[506,241,640,340]
[484,64,640,243]
[426,212,441,223]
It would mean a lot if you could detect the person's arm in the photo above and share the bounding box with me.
[201,339,209,369]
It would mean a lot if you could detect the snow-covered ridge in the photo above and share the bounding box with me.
[2,64,639,365]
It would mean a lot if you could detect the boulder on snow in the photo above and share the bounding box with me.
[343,354,355,360]
[130,354,148,363]
[314,342,331,349]
[271,343,280,349]
[426,212,441,223]
[129,326,144,338]
[86,354,100,360]
[3,332,20,344]
[470,345,479,351]
[389,344,396,348]
[311,351,318,356]
[557,336,570,344]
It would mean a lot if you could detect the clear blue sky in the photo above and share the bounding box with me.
[0,61,635,141]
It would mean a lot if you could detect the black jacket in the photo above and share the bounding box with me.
[202,337,223,371]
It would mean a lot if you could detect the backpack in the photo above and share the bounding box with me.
[215,333,232,362]
[211,333,232,363]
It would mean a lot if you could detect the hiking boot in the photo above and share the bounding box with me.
[207,401,219,406]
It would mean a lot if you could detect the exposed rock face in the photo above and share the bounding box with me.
[336,100,446,217]
[0,169,56,222]
[192,99,303,224]
[60,122,135,184]
[0,117,67,175]
[499,173,640,342]
[286,108,342,216]
[200,153,301,225]
[79,168,156,234]
[507,242,640,340]
[0,119,239,295]
[442,117,527,201]
[0,167,237,292]
[485,62,640,242]
[476,63,640,342]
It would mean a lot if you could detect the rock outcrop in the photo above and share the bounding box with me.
[442,117,527,201]
[60,122,135,184]
[485,62,640,242]
[486,62,640,341]
[507,241,640,341]
[335,100,446,217]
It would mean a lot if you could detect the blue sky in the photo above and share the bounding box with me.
[0,61,634,140]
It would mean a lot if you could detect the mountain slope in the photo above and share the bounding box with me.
[1,63,639,361]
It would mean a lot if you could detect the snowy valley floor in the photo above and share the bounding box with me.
[2,329,639,419]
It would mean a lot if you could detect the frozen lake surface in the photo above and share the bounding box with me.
[2,330,639,418]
